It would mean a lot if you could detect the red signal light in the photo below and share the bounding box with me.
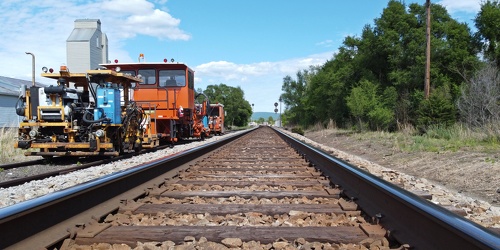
[114,59,118,63]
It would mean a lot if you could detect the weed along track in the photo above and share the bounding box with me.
[1,127,496,249]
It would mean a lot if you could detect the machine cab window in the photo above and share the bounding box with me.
[159,70,186,87]
[188,70,194,89]
[121,70,136,76]
[121,70,138,89]
[138,69,156,85]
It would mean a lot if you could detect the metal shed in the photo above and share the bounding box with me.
[0,76,44,128]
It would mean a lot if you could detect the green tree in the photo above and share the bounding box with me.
[284,0,479,130]
[346,80,394,130]
[267,116,275,124]
[203,84,252,127]
[280,70,310,127]
[346,80,375,127]
[368,107,394,131]
[475,0,500,65]
[358,1,478,127]
[275,0,481,131]
[306,56,351,127]
[416,85,456,129]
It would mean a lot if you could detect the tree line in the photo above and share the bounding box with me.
[197,84,252,128]
[280,0,500,134]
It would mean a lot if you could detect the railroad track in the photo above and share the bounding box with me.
[0,139,200,189]
[0,158,48,170]
[0,126,498,249]
[0,156,119,188]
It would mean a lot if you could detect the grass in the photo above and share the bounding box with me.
[0,127,28,164]
[310,123,500,154]
[403,124,500,153]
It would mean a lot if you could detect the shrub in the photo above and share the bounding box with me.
[368,107,394,131]
[0,127,27,164]
[416,86,456,131]
[291,127,304,135]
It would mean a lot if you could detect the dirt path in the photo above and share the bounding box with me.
[304,129,500,205]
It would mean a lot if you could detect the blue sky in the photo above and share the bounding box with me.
[0,0,480,112]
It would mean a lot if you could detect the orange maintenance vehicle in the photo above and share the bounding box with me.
[208,103,225,135]
[101,58,211,146]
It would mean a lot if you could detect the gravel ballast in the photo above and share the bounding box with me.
[1,128,499,229]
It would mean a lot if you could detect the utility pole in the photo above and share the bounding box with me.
[279,97,282,127]
[424,0,431,99]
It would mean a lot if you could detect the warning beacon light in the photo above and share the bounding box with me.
[60,64,68,72]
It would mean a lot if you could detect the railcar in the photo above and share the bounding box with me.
[100,58,211,147]
[208,103,225,135]
[14,66,144,157]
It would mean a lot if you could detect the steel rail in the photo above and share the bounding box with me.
[0,141,191,189]
[273,128,500,250]
[0,129,253,249]
[0,157,116,188]
[0,158,47,170]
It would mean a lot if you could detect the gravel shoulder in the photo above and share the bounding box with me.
[280,128,500,228]
[303,129,500,205]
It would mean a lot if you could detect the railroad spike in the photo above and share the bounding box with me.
[374,213,384,224]
[89,217,99,224]
[67,226,78,239]
[394,244,411,250]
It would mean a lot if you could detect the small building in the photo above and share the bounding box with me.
[0,76,44,128]
[67,19,108,72]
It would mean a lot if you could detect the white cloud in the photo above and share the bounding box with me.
[101,0,155,14]
[195,61,274,82]
[0,0,189,83]
[195,51,334,83]
[436,0,481,13]
[193,52,334,112]
[316,40,334,48]
[124,9,190,40]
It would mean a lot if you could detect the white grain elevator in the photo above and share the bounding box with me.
[66,19,108,72]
